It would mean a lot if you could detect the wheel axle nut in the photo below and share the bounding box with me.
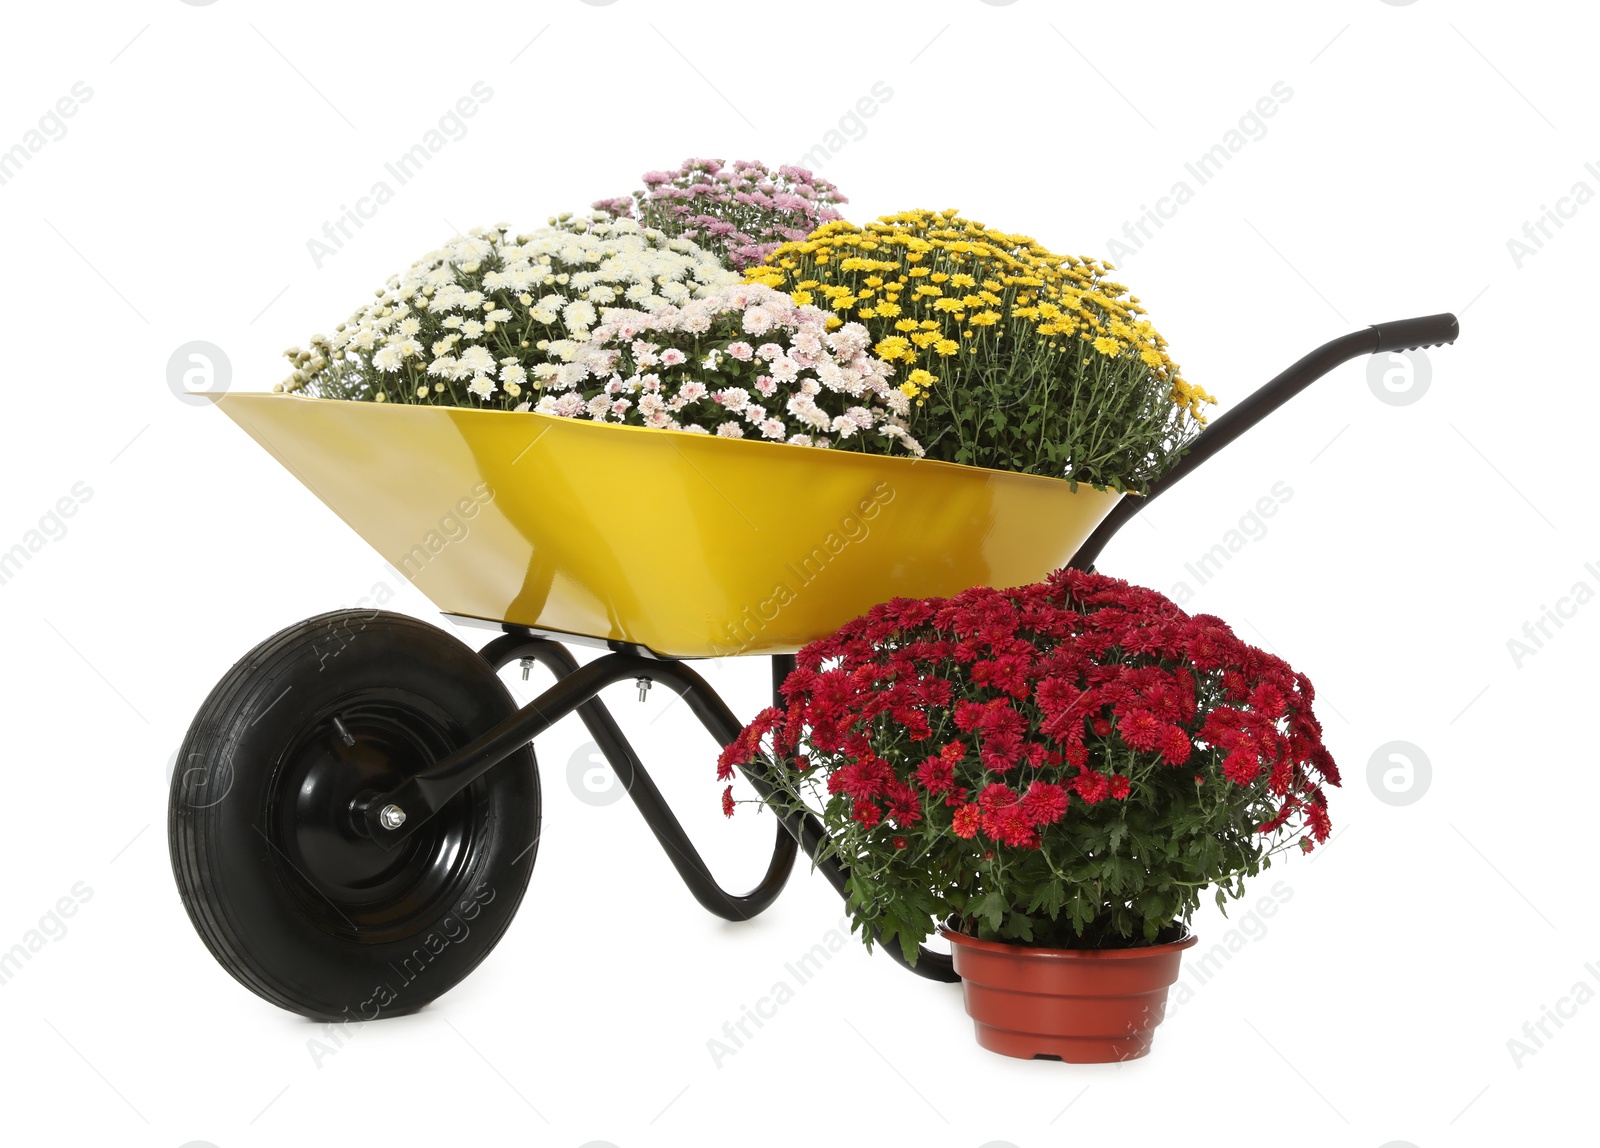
[379,804,407,831]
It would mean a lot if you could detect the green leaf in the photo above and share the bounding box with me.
[975,890,1007,934]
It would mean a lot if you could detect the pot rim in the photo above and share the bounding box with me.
[938,921,1199,961]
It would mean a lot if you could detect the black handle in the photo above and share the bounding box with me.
[1370,312,1459,354]
[1068,313,1459,571]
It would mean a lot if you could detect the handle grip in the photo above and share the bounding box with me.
[1068,312,1459,571]
[1370,312,1459,354]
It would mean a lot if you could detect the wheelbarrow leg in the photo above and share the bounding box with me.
[479,634,797,922]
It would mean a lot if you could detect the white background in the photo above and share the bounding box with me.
[0,0,1590,1145]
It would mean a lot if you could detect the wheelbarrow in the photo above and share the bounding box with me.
[169,313,1458,1020]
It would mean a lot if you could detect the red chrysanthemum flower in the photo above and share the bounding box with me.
[885,781,923,827]
[1160,725,1193,766]
[1020,781,1070,826]
[721,785,735,818]
[979,727,1026,772]
[915,754,955,794]
[1222,748,1261,786]
[977,782,1019,812]
[951,803,981,838]
[993,807,1040,849]
[1073,769,1111,805]
[1117,709,1164,752]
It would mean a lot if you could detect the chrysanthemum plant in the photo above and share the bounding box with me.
[281,214,737,408]
[594,157,847,271]
[718,570,1338,962]
[555,283,922,451]
[748,209,1217,492]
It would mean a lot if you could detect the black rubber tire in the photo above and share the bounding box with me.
[168,610,540,1022]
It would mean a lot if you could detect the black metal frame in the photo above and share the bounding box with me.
[357,635,959,979]
[354,312,1460,985]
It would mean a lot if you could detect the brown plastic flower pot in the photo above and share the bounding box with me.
[941,926,1198,1062]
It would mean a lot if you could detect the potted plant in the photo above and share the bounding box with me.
[718,567,1338,1062]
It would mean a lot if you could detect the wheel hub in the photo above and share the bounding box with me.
[269,697,474,940]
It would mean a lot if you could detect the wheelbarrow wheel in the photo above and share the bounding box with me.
[168,610,540,1022]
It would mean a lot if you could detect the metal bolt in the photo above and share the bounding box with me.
[379,804,407,831]
[637,677,651,703]
[520,657,534,681]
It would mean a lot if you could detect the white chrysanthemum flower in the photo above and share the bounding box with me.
[715,421,744,438]
[680,306,714,335]
[827,322,871,358]
[563,299,598,332]
[457,345,495,375]
[467,375,496,400]
[371,345,404,373]
[787,395,832,431]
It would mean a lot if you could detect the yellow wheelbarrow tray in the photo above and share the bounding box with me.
[218,392,1124,659]
[169,315,1458,1022]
